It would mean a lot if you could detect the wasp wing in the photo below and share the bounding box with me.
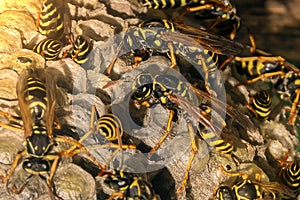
[44,67,57,137]
[191,86,256,132]
[161,24,244,55]
[168,93,225,136]
[16,70,34,137]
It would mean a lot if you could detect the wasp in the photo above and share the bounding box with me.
[104,170,157,200]
[236,36,300,126]
[234,56,287,87]
[246,90,272,120]
[137,0,231,11]
[33,38,63,61]
[122,19,177,68]
[68,105,136,168]
[213,166,296,200]
[68,35,92,65]
[198,126,234,157]
[131,73,246,193]
[132,73,216,193]
[108,19,243,97]
[193,5,241,40]
[37,0,69,40]
[276,150,300,199]
[0,68,107,197]
[276,71,300,126]
[232,32,300,87]
[234,56,299,125]
[137,0,239,38]
[0,68,59,194]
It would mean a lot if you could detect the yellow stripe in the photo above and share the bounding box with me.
[42,4,57,19]
[161,0,167,8]
[201,131,215,139]
[27,86,46,92]
[153,0,160,9]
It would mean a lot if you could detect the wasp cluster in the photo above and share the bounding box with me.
[0,0,299,200]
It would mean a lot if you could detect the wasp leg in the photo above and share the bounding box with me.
[149,110,175,156]
[235,56,285,64]
[0,122,23,132]
[53,116,61,130]
[1,151,26,184]
[46,155,60,188]
[199,57,218,97]
[218,55,234,70]
[60,50,69,59]
[167,43,177,68]
[0,110,22,122]
[287,89,300,125]
[277,149,292,166]
[101,142,136,168]
[246,96,259,118]
[115,122,125,168]
[132,55,144,69]
[235,71,286,87]
[254,173,266,182]
[63,105,97,156]
[230,24,238,40]
[108,192,124,200]
[219,165,249,180]
[248,30,257,54]
[54,135,107,173]
[186,4,215,13]
[0,110,23,131]
[173,4,214,23]
[176,122,198,194]
[12,174,33,194]
[207,16,222,32]
[105,40,124,76]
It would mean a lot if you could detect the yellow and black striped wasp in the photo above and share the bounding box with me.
[137,0,240,39]
[104,169,157,200]
[69,105,136,168]
[137,0,231,12]
[130,72,255,193]
[233,56,287,87]
[233,55,300,125]
[131,72,222,193]
[107,19,243,97]
[192,4,241,40]
[36,0,70,41]
[33,38,64,61]
[0,68,107,198]
[226,33,300,125]
[0,67,60,195]
[213,166,296,200]
[246,90,272,120]
[276,150,300,199]
[276,71,300,126]
[68,35,92,65]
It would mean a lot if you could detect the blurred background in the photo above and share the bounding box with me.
[235,0,300,65]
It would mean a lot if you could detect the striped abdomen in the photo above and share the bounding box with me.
[96,114,123,141]
[175,44,219,73]
[138,0,196,9]
[280,162,300,196]
[38,0,64,39]
[33,39,63,60]
[249,90,272,120]
[25,77,47,121]
[235,58,282,78]
[199,128,233,156]
[70,35,91,65]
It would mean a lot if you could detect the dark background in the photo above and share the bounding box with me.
[235,0,300,65]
